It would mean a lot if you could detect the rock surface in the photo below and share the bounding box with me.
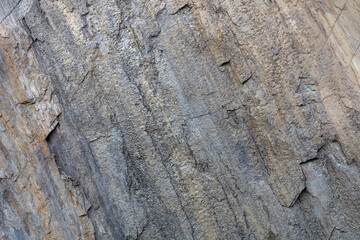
[0,0,360,239]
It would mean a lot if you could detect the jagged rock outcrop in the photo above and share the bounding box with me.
[1,0,360,239]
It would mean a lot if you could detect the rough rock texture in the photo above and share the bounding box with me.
[1,0,360,239]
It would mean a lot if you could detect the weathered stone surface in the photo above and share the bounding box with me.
[0,0,360,239]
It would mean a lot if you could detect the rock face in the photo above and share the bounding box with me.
[1,0,360,239]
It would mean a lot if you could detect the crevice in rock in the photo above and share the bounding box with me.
[288,186,307,208]
[300,157,319,165]
[45,123,75,179]
[0,141,9,160]
[220,59,231,67]
[0,0,24,24]
[169,4,190,15]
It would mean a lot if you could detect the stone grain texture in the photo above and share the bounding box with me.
[0,0,360,239]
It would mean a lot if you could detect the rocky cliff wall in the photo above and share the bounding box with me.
[0,0,360,239]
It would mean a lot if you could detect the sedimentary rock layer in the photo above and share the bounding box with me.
[0,0,360,239]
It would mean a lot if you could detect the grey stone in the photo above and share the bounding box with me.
[0,0,360,239]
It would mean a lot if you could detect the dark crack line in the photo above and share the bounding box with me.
[288,186,307,207]
[305,0,349,73]
[328,226,336,240]
[323,0,348,46]
[169,3,190,15]
[0,0,24,25]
